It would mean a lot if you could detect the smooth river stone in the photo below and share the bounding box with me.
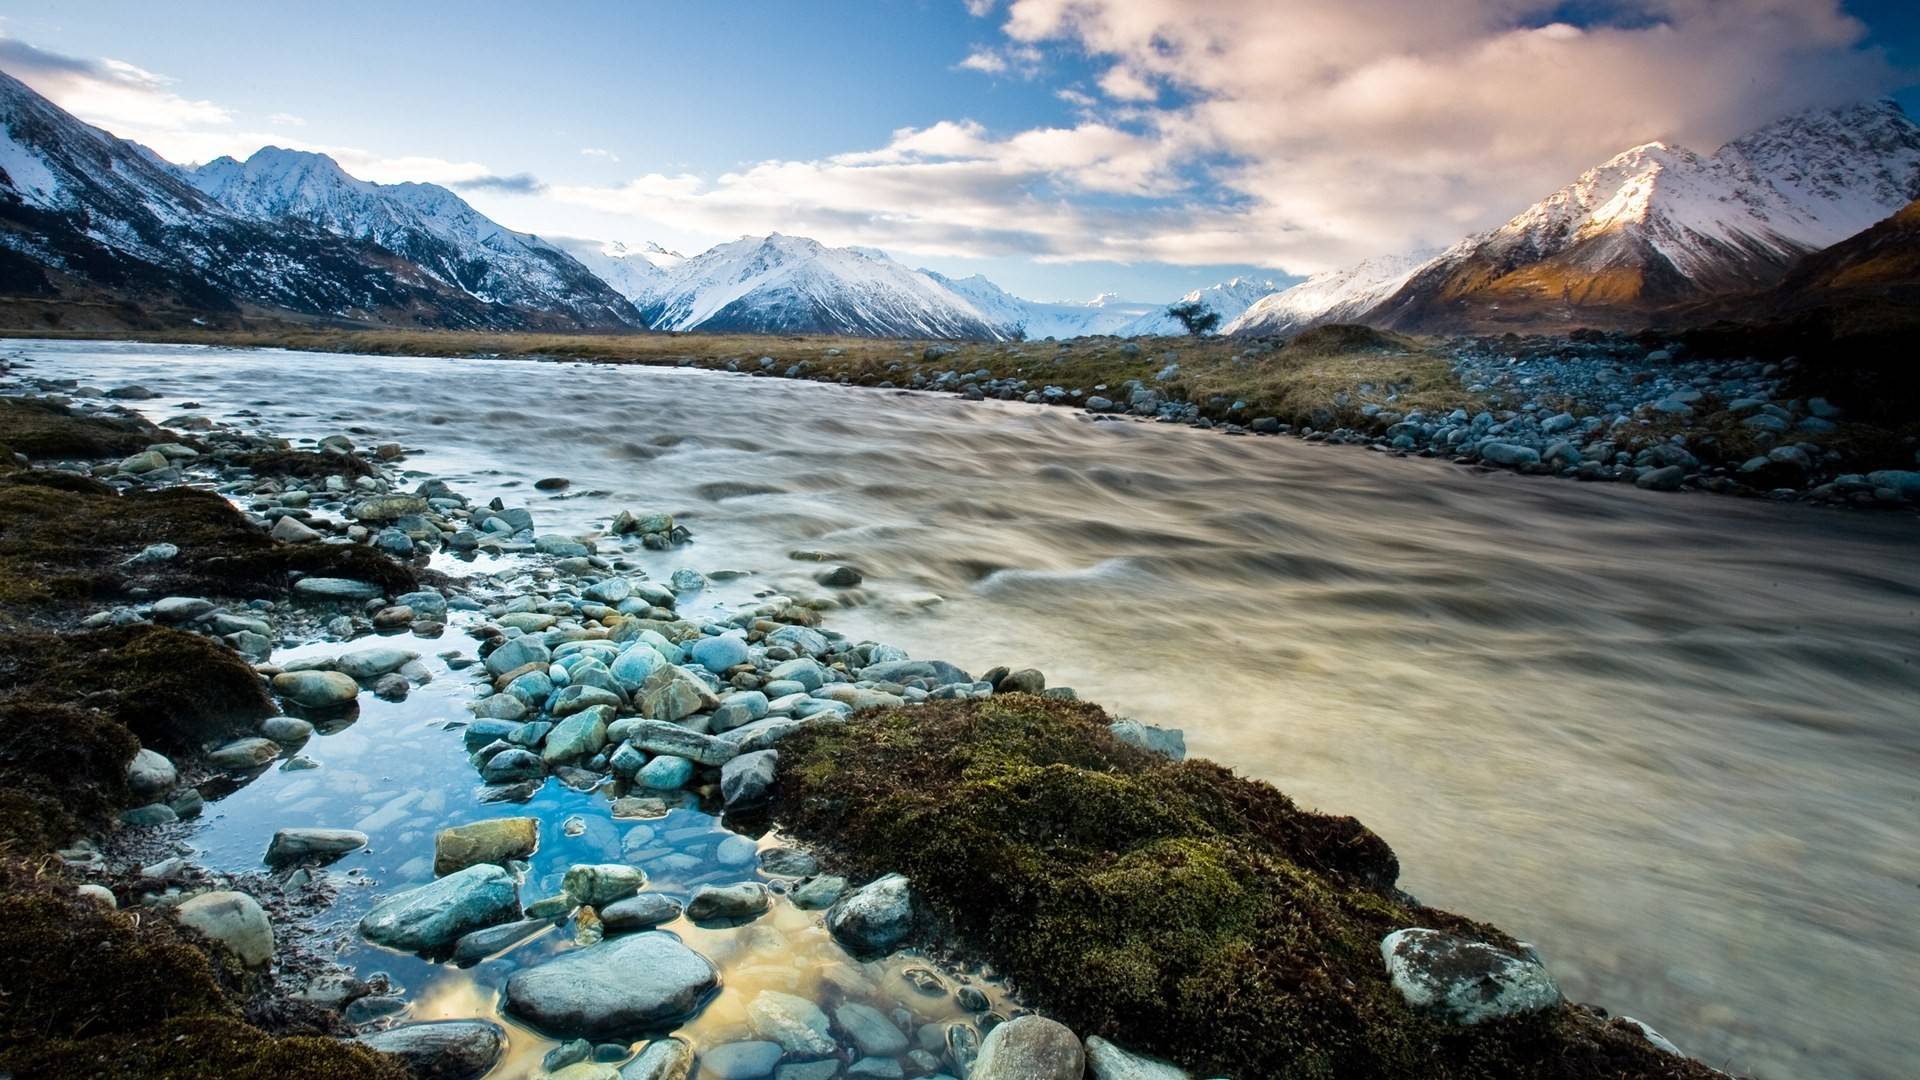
[360,864,520,954]
[503,931,718,1040]
[270,669,360,708]
[264,827,367,867]
[354,1020,507,1080]
[434,817,539,876]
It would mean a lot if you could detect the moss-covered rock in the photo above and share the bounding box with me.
[772,696,1718,1079]
[0,396,167,460]
[0,860,406,1079]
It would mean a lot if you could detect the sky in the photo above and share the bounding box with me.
[0,0,1916,302]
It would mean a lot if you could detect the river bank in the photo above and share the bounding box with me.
[0,353,1730,1076]
[6,324,1917,513]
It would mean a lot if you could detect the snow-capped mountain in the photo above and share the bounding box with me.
[1114,276,1280,336]
[636,234,1009,339]
[186,148,640,327]
[1227,254,1434,336]
[919,272,1164,339]
[0,69,637,330]
[1355,100,1920,332]
[556,238,685,304]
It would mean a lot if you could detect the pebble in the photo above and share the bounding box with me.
[827,873,914,954]
[353,1021,507,1080]
[264,827,367,867]
[175,890,274,967]
[973,1015,1085,1080]
[270,669,360,708]
[687,881,771,923]
[1380,927,1561,1024]
[359,863,521,954]
[503,931,718,1040]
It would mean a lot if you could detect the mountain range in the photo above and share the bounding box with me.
[2,61,1918,340]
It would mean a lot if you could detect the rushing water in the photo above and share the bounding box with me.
[9,340,1919,1080]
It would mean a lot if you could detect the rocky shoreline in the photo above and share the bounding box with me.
[0,355,1728,1078]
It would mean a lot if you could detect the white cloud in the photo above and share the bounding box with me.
[269,112,306,126]
[963,0,998,16]
[580,146,621,162]
[957,49,1007,74]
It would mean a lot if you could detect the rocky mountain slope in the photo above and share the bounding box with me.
[185,149,640,328]
[1254,100,1920,335]
[1227,254,1433,336]
[0,70,637,330]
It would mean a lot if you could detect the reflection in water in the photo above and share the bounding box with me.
[12,340,1920,1080]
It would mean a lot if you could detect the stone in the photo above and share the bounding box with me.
[757,847,818,877]
[354,1020,507,1080]
[121,803,177,826]
[721,750,779,810]
[610,644,668,692]
[336,646,419,680]
[858,659,972,686]
[1478,442,1541,468]
[640,666,722,724]
[1380,928,1561,1025]
[119,449,170,474]
[600,892,683,932]
[765,626,831,658]
[690,634,750,674]
[564,863,648,906]
[548,1064,620,1080]
[1084,1035,1191,1079]
[1108,720,1186,760]
[827,873,913,954]
[350,494,430,523]
[816,565,863,587]
[126,747,176,796]
[152,596,213,622]
[995,668,1045,694]
[481,748,544,784]
[818,685,905,711]
[359,863,521,954]
[503,932,719,1040]
[701,1042,784,1080]
[686,882,771,922]
[836,1001,910,1056]
[745,990,835,1055]
[271,669,360,708]
[208,737,282,770]
[766,657,827,691]
[789,875,846,910]
[76,884,116,908]
[260,715,313,742]
[553,684,624,718]
[176,890,274,967]
[293,577,385,601]
[773,1062,838,1080]
[543,709,611,764]
[620,1037,695,1080]
[622,718,738,766]
[711,691,770,732]
[452,917,556,966]
[972,1015,1084,1080]
[434,817,539,875]
[1635,465,1687,492]
[485,635,551,678]
[264,828,367,867]
[636,754,695,789]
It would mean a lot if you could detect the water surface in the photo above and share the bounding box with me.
[12,340,1918,1080]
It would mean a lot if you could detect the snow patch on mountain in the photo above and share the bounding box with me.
[1116,276,1280,336]
[1226,254,1435,335]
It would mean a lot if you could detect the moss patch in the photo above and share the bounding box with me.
[0,396,167,460]
[0,472,416,617]
[773,696,1718,1079]
[0,860,406,1079]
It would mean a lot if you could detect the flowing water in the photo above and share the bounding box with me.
[9,340,1918,1079]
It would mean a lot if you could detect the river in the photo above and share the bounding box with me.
[12,340,1918,1080]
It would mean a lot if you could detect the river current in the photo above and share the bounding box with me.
[12,340,1918,1080]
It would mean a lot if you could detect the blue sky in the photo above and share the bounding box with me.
[2,0,1915,301]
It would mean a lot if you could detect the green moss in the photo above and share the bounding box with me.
[0,397,165,459]
[232,447,375,480]
[0,861,406,1080]
[773,696,1719,1079]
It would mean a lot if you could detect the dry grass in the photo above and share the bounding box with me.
[1,323,1480,428]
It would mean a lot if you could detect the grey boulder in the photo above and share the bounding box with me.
[354,1020,507,1080]
[1380,928,1561,1025]
[503,931,718,1040]
[359,863,520,954]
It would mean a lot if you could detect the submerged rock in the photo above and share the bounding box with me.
[271,669,360,708]
[434,817,539,875]
[503,932,718,1040]
[745,990,835,1055]
[619,1036,694,1079]
[686,882,770,923]
[1084,1035,1191,1079]
[360,863,520,954]
[264,827,367,867]
[563,863,647,906]
[354,1020,507,1080]
[600,892,683,932]
[1379,928,1561,1025]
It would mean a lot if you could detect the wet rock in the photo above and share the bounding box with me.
[687,882,771,923]
[482,747,545,784]
[640,666,722,725]
[773,1061,837,1080]
[1635,465,1687,492]
[622,718,737,766]
[152,596,213,622]
[260,715,314,742]
[789,875,846,910]
[543,709,611,764]
[503,931,719,1040]
[434,817,539,875]
[619,1036,694,1079]
[859,659,972,686]
[355,1020,507,1080]
[126,747,176,796]
[995,668,1045,694]
[701,1041,784,1080]
[208,736,282,770]
[360,863,521,954]
[973,1015,1084,1080]
[373,672,412,700]
[293,577,386,601]
[336,646,419,680]
[1083,1035,1191,1079]
[271,669,360,708]
[816,565,863,587]
[350,494,431,523]
[827,873,913,954]
[485,636,551,678]
[721,749,779,811]
[836,1001,910,1056]
[757,847,818,878]
[610,645,668,691]
[121,803,177,826]
[600,892,683,932]
[637,753,695,789]
[264,827,368,867]
[1108,720,1186,760]
[746,990,836,1055]
[711,691,769,732]
[564,863,648,906]
[452,917,555,966]
[690,635,750,675]
[1478,442,1541,468]
[1380,928,1561,1025]
[176,890,274,967]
